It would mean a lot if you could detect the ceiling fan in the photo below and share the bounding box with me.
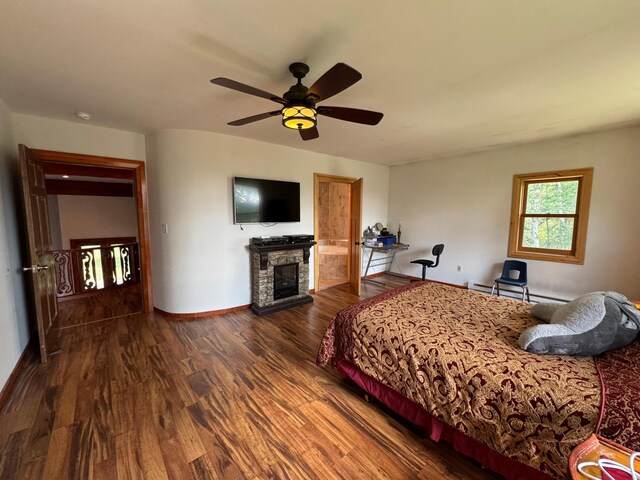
[210,62,383,141]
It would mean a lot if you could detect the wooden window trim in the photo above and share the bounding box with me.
[507,168,593,264]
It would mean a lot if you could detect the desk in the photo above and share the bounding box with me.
[362,243,409,285]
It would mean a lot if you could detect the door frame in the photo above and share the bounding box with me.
[30,148,153,312]
[313,173,362,294]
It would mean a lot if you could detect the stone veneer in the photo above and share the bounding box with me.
[249,242,314,315]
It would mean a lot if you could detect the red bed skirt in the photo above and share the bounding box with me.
[335,359,556,480]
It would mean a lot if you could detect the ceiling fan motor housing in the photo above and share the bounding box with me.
[283,83,310,103]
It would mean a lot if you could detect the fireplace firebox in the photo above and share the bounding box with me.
[274,263,299,300]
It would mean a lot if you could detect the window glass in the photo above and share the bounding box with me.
[524,180,578,214]
[522,217,575,250]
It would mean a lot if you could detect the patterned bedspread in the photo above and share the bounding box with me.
[317,282,601,480]
[596,340,640,451]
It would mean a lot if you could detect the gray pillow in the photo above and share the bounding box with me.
[519,292,640,356]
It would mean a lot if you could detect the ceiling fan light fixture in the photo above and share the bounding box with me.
[282,105,316,130]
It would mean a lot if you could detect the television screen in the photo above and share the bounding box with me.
[233,177,300,224]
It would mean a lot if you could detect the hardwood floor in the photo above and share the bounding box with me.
[0,275,498,479]
[58,283,143,329]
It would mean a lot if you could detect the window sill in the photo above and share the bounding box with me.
[507,249,585,265]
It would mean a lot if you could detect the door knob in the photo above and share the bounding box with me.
[23,264,49,272]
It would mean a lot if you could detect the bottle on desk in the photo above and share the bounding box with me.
[397,223,402,244]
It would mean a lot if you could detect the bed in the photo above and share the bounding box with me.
[317,282,640,480]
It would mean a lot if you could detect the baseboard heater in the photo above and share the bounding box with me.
[467,282,569,304]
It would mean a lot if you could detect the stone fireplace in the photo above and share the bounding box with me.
[249,241,315,315]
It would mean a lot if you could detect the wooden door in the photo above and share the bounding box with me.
[314,174,363,294]
[19,145,60,362]
[315,180,350,291]
[349,178,363,296]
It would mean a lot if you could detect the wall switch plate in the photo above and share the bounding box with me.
[161,223,169,234]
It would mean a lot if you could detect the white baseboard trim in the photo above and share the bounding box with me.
[467,281,569,304]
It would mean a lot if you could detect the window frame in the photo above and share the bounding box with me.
[507,168,593,264]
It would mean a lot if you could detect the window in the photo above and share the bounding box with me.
[508,168,593,264]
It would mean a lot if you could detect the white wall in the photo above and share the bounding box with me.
[51,195,138,249]
[11,113,146,160]
[389,125,640,300]
[0,98,31,393]
[146,129,390,314]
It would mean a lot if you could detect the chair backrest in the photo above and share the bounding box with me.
[501,260,527,283]
[431,244,444,268]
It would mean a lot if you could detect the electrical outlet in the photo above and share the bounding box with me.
[457,265,463,272]
[161,223,169,234]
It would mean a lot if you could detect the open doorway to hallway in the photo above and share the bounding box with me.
[46,168,143,328]
[30,147,153,338]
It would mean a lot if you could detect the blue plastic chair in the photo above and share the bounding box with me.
[491,260,530,302]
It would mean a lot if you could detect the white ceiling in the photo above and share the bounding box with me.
[1,1,639,166]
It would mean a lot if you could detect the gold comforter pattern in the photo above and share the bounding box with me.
[317,282,601,479]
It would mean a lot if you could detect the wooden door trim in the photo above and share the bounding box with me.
[30,148,153,313]
[314,173,358,184]
[349,178,363,296]
[313,173,362,293]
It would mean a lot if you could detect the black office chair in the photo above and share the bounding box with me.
[410,244,444,281]
[491,260,530,302]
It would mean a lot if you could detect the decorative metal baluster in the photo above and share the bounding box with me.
[103,246,116,288]
[81,249,96,291]
[53,251,74,296]
[121,246,131,282]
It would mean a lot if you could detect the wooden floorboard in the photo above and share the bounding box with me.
[0,275,498,479]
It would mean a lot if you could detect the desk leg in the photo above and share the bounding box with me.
[362,248,386,286]
[363,248,374,277]
[368,251,397,285]
[388,251,397,272]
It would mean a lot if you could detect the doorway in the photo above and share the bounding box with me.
[19,146,152,360]
[31,148,152,313]
[313,174,363,295]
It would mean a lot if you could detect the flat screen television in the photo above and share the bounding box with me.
[233,177,300,224]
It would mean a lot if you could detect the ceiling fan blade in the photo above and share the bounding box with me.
[317,106,383,125]
[299,126,319,141]
[228,110,281,126]
[210,78,287,105]
[305,63,362,103]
